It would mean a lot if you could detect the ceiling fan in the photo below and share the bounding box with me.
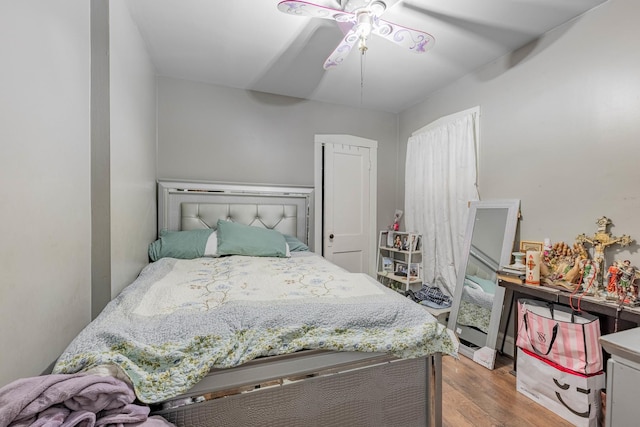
[277,0,434,70]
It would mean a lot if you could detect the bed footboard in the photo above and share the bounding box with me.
[428,352,443,427]
[152,352,444,427]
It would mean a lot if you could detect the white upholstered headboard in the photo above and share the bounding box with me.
[157,181,314,246]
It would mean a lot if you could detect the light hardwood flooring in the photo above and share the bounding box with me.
[441,353,576,427]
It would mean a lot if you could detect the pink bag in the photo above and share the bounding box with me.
[516,298,603,375]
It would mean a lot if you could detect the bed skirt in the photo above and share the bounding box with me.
[151,350,442,427]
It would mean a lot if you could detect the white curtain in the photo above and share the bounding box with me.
[405,109,480,296]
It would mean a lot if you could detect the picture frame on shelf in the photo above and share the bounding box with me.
[520,240,544,253]
[382,257,393,273]
[392,233,403,250]
[409,233,421,251]
[401,236,410,251]
[409,263,420,278]
[385,230,394,247]
[395,261,408,277]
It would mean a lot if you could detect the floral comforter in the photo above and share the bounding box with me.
[53,252,457,403]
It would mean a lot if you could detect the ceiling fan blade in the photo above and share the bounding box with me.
[278,0,353,23]
[323,26,358,69]
[401,2,527,46]
[373,19,435,53]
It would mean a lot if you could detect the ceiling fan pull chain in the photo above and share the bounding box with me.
[360,47,366,105]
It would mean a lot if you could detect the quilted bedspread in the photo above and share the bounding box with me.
[53,252,457,403]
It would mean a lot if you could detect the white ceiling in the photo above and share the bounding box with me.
[126,0,607,113]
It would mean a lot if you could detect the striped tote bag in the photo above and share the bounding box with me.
[516,298,603,375]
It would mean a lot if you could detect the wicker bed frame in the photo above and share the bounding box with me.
[151,181,445,427]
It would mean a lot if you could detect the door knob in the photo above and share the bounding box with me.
[329,234,334,239]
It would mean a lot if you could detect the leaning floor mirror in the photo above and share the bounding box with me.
[447,199,520,370]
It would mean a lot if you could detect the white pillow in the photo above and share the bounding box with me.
[204,231,219,257]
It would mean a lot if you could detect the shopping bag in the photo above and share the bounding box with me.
[516,298,603,374]
[516,347,605,427]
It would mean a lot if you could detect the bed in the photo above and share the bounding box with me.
[53,181,458,427]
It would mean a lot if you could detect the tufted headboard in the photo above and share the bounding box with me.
[157,181,314,246]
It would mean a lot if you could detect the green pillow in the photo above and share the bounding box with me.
[148,229,213,261]
[284,234,309,252]
[465,275,497,295]
[216,220,287,257]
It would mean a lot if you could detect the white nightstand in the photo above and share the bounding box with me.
[600,327,640,427]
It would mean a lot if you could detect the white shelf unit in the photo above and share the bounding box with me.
[376,230,422,293]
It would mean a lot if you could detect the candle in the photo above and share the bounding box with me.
[525,251,541,286]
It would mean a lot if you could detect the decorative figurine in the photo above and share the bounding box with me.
[541,241,587,291]
[575,216,633,295]
[563,257,583,286]
[604,259,640,305]
[618,262,634,294]
[392,209,403,232]
[580,259,598,293]
[606,260,621,294]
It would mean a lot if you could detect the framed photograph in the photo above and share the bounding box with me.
[409,262,420,278]
[519,240,544,253]
[409,233,420,251]
[395,261,408,276]
[392,233,403,250]
[382,257,393,272]
[401,236,410,251]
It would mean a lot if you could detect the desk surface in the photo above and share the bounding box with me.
[498,280,640,325]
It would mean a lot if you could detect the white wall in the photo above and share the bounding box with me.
[0,1,91,385]
[109,0,157,297]
[156,77,402,233]
[399,0,640,268]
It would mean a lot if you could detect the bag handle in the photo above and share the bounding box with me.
[523,311,559,356]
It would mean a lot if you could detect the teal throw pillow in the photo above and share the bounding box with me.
[148,229,214,261]
[284,234,309,252]
[216,220,287,257]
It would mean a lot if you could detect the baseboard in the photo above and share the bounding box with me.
[497,332,515,358]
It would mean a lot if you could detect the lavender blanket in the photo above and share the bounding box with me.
[0,372,174,427]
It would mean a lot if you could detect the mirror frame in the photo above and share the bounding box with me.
[447,199,520,369]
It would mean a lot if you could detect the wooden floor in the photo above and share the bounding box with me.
[441,353,575,427]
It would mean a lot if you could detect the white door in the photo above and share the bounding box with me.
[314,135,377,275]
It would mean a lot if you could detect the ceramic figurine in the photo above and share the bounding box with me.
[618,262,634,296]
[564,258,583,285]
[576,216,633,294]
[580,259,598,292]
[606,260,621,294]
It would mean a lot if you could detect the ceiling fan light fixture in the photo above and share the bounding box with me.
[369,1,386,17]
[355,11,373,38]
